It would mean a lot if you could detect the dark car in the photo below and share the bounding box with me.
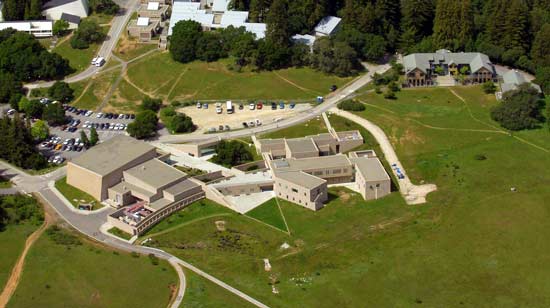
[125,114,130,119]
[330,85,337,92]
[271,102,277,110]
[242,122,248,128]
[239,103,244,110]
[219,125,224,131]
[130,114,135,119]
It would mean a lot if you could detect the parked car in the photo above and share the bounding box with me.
[219,125,224,131]
[279,102,285,109]
[239,103,244,110]
[249,103,255,110]
[7,109,16,115]
[255,119,262,126]
[257,103,263,110]
[216,107,222,114]
[271,102,277,110]
[248,120,256,127]
[242,122,248,128]
[96,112,103,118]
[203,103,208,109]
[224,125,230,131]
[130,114,135,119]
[330,85,337,92]
[197,102,202,109]
[289,102,296,109]
[208,127,216,133]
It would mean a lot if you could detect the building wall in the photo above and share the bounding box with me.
[355,170,391,200]
[66,163,103,201]
[274,176,327,211]
[302,166,353,184]
[163,184,203,202]
[107,188,135,207]
[214,182,273,196]
[43,0,89,20]
[337,139,364,153]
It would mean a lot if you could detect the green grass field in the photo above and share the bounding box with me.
[53,37,102,76]
[246,199,288,232]
[181,268,254,307]
[107,227,132,240]
[143,85,550,307]
[73,68,122,111]
[0,223,40,290]
[54,177,102,210]
[0,175,11,188]
[124,52,352,102]
[7,226,177,308]
[259,116,328,139]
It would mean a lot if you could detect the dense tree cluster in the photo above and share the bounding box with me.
[491,84,546,131]
[0,29,72,109]
[0,194,44,231]
[48,81,74,104]
[211,140,254,167]
[140,97,163,112]
[89,0,120,15]
[127,110,159,139]
[0,115,48,170]
[1,0,43,21]
[159,107,196,134]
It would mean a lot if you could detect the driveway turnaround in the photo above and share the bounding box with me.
[329,108,437,204]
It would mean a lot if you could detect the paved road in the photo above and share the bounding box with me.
[329,108,437,204]
[25,0,140,90]
[157,63,392,144]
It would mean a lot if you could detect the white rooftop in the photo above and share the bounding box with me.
[212,0,230,12]
[314,16,342,36]
[0,20,53,32]
[137,17,149,26]
[292,34,317,46]
[220,11,248,25]
[147,2,160,10]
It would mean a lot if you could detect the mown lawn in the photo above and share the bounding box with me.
[73,68,122,111]
[124,53,352,101]
[7,226,177,308]
[259,116,327,139]
[107,227,132,240]
[53,36,103,76]
[145,85,550,307]
[246,198,288,232]
[54,177,102,210]
[181,268,255,307]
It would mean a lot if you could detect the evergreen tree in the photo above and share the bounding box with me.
[89,127,99,146]
[266,0,291,47]
[401,0,435,40]
[502,0,530,53]
[80,130,90,147]
[249,0,271,22]
[433,0,472,50]
[531,23,550,67]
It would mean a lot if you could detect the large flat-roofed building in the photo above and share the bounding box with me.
[127,17,162,42]
[42,0,89,21]
[256,130,363,159]
[138,1,170,21]
[67,135,158,201]
[0,20,53,37]
[351,156,391,200]
[274,171,327,211]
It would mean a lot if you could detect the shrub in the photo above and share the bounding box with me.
[490,84,545,131]
[337,99,365,111]
[384,89,396,99]
[482,81,497,94]
[141,97,162,112]
[131,252,140,258]
[148,253,160,265]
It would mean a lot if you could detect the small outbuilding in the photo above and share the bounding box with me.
[314,16,342,36]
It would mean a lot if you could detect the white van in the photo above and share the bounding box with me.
[226,101,234,114]
[95,57,105,67]
[91,57,98,65]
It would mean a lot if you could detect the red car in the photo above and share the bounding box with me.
[257,102,263,109]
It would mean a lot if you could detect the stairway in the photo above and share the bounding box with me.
[435,74,457,87]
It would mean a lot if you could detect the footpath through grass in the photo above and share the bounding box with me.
[54,177,102,210]
[7,226,177,308]
[181,268,255,307]
[144,86,550,307]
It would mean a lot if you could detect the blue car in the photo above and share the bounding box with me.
[279,102,285,109]
[289,103,296,109]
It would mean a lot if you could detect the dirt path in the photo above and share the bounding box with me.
[0,212,51,307]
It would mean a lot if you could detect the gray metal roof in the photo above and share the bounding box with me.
[501,70,542,93]
[43,0,80,10]
[272,154,351,172]
[314,16,341,35]
[60,12,81,24]
[164,179,200,195]
[275,171,326,189]
[70,135,156,176]
[403,50,494,74]
[351,157,390,182]
[124,159,187,190]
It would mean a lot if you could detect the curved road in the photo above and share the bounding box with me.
[25,0,140,90]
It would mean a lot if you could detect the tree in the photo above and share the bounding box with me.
[401,0,435,41]
[0,72,23,109]
[169,20,203,63]
[482,81,497,94]
[535,66,550,94]
[18,98,44,118]
[0,115,47,170]
[196,32,226,62]
[25,0,42,20]
[433,0,473,50]
[141,97,162,112]
[170,113,196,134]
[31,120,49,141]
[384,88,396,99]
[490,84,545,131]
[265,0,291,48]
[310,37,362,77]
[89,127,99,146]
[42,103,67,126]
[48,81,74,103]
[53,20,70,37]
[70,20,106,49]
[531,23,550,67]
[127,110,158,139]
[80,130,90,147]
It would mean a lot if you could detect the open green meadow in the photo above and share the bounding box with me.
[73,68,122,111]
[53,37,102,76]
[259,116,328,139]
[123,52,351,102]
[8,226,178,308]
[142,85,550,306]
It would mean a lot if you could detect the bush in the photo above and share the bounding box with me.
[127,110,158,139]
[482,81,497,94]
[70,19,105,49]
[46,225,82,246]
[337,99,366,111]
[384,89,396,99]
[148,253,160,265]
[141,97,162,112]
[211,140,253,167]
[131,252,140,258]
[53,20,70,36]
[159,107,196,134]
[48,81,74,103]
[490,84,545,131]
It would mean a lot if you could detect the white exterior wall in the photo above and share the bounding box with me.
[43,0,89,21]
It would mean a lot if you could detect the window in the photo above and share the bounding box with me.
[292,188,298,193]
[313,171,323,176]
[333,169,342,174]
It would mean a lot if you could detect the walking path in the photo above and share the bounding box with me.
[329,108,437,204]
[0,211,51,307]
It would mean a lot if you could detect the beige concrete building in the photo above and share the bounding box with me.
[274,171,327,210]
[127,17,161,42]
[138,2,170,21]
[67,135,158,201]
[257,130,363,160]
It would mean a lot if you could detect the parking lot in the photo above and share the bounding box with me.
[41,106,136,162]
[178,102,312,133]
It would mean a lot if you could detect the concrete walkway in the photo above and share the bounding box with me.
[152,142,234,174]
[329,108,437,204]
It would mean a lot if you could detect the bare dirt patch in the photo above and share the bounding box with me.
[215,220,226,231]
[338,191,351,203]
